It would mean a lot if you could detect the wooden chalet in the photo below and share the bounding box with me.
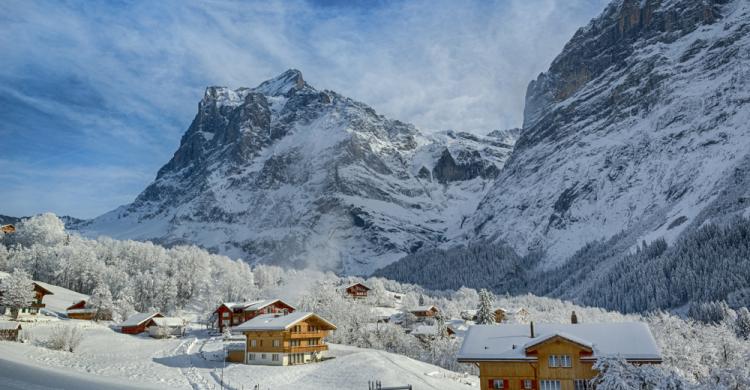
[457,322,662,390]
[410,305,439,319]
[234,312,336,366]
[344,282,371,299]
[0,321,21,341]
[0,280,54,317]
[119,312,164,334]
[411,323,456,341]
[214,299,295,333]
[65,299,112,321]
[1,224,15,234]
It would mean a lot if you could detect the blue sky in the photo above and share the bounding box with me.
[0,0,609,219]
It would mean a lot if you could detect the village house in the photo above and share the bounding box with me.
[410,305,439,319]
[344,282,370,299]
[146,316,186,338]
[213,299,295,333]
[233,311,336,366]
[0,280,54,318]
[66,300,112,321]
[0,321,22,341]
[410,323,456,342]
[119,312,164,334]
[462,307,530,323]
[1,224,15,234]
[457,322,662,390]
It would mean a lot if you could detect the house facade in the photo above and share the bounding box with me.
[457,323,662,390]
[1,224,15,234]
[66,300,113,321]
[214,299,295,333]
[234,312,336,366]
[410,305,439,319]
[0,321,21,341]
[345,283,370,299]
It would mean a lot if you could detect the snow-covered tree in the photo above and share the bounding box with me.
[477,288,496,325]
[45,324,84,352]
[735,307,750,340]
[0,268,36,319]
[435,312,448,339]
[7,213,67,248]
[88,282,114,321]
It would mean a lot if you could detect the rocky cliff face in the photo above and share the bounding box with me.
[80,70,515,274]
[472,0,750,266]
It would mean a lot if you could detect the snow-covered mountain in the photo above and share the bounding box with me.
[79,69,515,274]
[470,0,750,267]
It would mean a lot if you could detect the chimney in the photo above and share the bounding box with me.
[530,321,535,338]
[571,311,578,324]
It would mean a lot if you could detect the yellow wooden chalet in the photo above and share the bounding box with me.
[233,311,336,366]
[457,322,662,390]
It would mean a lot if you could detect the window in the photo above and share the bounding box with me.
[250,339,257,347]
[491,379,505,389]
[290,339,300,347]
[575,380,593,390]
[261,354,266,360]
[222,312,229,318]
[248,353,255,361]
[523,379,533,389]
[540,380,561,390]
[309,325,317,332]
[272,339,280,347]
[308,338,318,346]
[548,355,559,367]
[561,355,572,367]
[292,325,302,333]
[272,354,280,362]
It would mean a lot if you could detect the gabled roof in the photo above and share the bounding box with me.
[218,299,295,313]
[150,317,185,327]
[0,321,21,330]
[120,312,162,327]
[457,322,662,363]
[346,282,371,290]
[523,332,593,351]
[32,282,54,296]
[234,312,336,332]
[66,300,87,311]
[410,305,438,312]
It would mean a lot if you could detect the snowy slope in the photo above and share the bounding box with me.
[79,70,515,275]
[470,0,750,267]
[0,323,476,390]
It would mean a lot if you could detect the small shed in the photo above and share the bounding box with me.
[0,321,21,341]
[120,312,164,334]
[146,317,186,338]
[66,300,99,320]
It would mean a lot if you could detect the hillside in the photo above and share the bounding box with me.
[77,70,515,275]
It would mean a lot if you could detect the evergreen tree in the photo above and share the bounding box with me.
[477,288,496,325]
[735,307,750,340]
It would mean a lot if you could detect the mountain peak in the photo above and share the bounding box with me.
[254,68,309,97]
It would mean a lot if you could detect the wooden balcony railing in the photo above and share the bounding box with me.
[289,331,329,339]
[289,345,328,353]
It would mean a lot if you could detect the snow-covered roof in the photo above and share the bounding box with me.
[150,317,185,328]
[346,282,370,290]
[411,305,438,312]
[0,321,21,330]
[234,312,336,332]
[221,299,295,312]
[457,322,662,363]
[66,308,97,314]
[120,312,162,327]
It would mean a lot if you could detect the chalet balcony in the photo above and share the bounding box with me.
[289,344,328,353]
[289,331,329,339]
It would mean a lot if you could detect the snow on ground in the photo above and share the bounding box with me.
[0,320,477,390]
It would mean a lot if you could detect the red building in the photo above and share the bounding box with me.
[214,299,295,333]
[344,283,371,299]
[119,312,164,334]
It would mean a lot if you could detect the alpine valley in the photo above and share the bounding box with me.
[77,0,750,312]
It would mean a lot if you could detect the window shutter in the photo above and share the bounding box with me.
[532,380,537,390]
[504,379,509,389]
[488,379,494,389]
